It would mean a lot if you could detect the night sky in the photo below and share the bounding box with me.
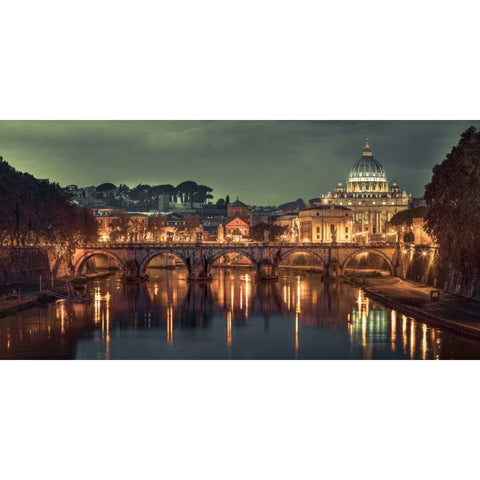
[1,120,479,206]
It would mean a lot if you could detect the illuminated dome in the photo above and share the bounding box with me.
[348,140,387,183]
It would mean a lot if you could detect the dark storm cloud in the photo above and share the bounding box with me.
[0,120,478,205]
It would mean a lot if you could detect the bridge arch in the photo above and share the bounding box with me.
[74,250,125,275]
[277,248,327,268]
[341,249,394,275]
[210,250,257,268]
[139,251,189,275]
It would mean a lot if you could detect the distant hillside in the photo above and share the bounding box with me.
[276,198,305,213]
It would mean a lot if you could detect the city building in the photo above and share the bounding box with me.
[298,205,353,243]
[93,209,149,242]
[94,209,116,242]
[165,212,187,229]
[225,217,250,242]
[227,198,250,224]
[319,140,411,242]
[250,206,276,226]
[196,207,227,240]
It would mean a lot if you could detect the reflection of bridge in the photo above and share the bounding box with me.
[71,242,427,281]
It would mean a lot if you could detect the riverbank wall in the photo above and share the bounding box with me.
[0,247,71,286]
[0,248,52,285]
[406,256,480,302]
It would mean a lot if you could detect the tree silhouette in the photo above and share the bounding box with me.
[96,182,117,192]
[110,210,131,242]
[147,214,166,241]
[425,127,480,280]
[0,157,98,248]
[250,222,288,242]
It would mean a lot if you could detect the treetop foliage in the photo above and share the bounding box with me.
[250,222,288,242]
[390,206,427,226]
[425,126,480,278]
[94,180,217,205]
[96,182,117,192]
[0,157,98,248]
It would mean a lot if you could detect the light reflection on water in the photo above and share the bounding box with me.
[1,267,480,359]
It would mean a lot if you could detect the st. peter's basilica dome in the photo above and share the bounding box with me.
[348,140,387,183]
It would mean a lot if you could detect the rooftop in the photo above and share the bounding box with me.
[229,197,248,207]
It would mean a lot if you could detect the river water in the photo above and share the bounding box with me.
[1,267,480,359]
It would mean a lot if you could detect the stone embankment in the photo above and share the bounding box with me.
[0,248,52,284]
[363,277,480,340]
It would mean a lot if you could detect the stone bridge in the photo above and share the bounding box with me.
[71,242,421,282]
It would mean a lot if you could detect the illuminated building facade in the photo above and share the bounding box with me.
[298,205,353,243]
[225,217,250,242]
[320,141,411,242]
[93,209,149,242]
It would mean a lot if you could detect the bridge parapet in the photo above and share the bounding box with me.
[81,241,399,249]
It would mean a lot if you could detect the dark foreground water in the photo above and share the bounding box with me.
[1,268,480,359]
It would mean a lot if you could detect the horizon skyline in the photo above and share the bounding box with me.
[1,120,479,205]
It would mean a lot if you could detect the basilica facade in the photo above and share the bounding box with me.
[318,141,411,242]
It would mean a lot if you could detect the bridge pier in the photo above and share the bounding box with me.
[122,260,148,282]
[187,263,212,282]
[394,243,411,280]
[185,249,214,282]
[255,260,278,282]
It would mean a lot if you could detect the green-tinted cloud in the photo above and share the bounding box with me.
[0,120,478,205]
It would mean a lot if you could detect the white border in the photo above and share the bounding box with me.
[1,1,479,479]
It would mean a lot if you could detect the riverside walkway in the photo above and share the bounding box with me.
[364,277,480,340]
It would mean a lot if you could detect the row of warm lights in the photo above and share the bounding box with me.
[350,303,434,359]
[402,248,434,259]
[223,274,252,349]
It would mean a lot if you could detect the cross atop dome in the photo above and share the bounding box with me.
[363,139,373,157]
